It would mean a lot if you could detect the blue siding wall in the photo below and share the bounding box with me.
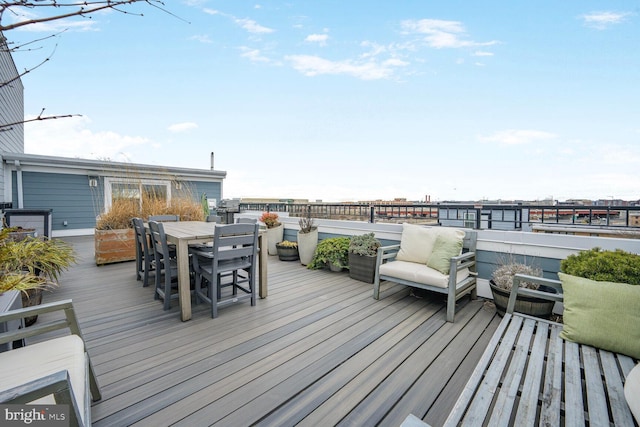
[14,172,97,230]
[13,172,222,231]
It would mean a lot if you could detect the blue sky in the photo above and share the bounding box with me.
[7,1,640,202]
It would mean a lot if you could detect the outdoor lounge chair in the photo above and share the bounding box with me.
[373,224,477,322]
[0,299,101,427]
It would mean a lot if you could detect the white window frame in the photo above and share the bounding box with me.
[104,177,172,211]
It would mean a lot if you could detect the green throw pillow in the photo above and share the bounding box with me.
[559,272,640,359]
[426,233,463,274]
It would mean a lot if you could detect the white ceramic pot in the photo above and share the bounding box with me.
[297,229,318,265]
[266,224,284,255]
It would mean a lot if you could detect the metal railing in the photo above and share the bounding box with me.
[237,202,640,231]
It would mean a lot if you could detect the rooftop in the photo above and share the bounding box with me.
[37,236,500,426]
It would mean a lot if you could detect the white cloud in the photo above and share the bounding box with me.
[167,122,198,132]
[305,33,329,46]
[286,54,407,80]
[203,9,220,16]
[401,19,498,49]
[581,11,632,30]
[235,18,274,34]
[473,51,494,57]
[189,34,213,43]
[24,115,149,160]
[479,129,557,145]
[240,47,272,63]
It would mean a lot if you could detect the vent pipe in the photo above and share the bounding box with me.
[210,152,214,170]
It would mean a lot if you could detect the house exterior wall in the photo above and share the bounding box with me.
[2,153,226,236]
[0,34,25,203]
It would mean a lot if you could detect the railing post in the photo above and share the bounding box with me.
[369,205,375,223]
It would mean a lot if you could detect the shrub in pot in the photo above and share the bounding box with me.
[489,258,556,318]
[307,237,350,271]
[0,227,76,325]
[260,212,283,256]
[560,247,640,284]
[348,232,381,283]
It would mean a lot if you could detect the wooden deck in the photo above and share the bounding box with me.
[36,236,500,426]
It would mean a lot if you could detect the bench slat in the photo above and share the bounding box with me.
[461,316,524,425]
[564,341,586,427]
[583,345,609,426]
[489,318,535,425]
[514,320,548,426]
[539,324,563,427]
[601,350,636,427]
[443,314,514,426]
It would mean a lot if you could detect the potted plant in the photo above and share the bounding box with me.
[348,232,381,283]
[560,247,640,284]
[307,237,350,272]
[0,227,76,325]
[489,257,555,318]
[95,193,204,265]
[297,208,318,266]
[260,212,283,256]
[276,240,299,261]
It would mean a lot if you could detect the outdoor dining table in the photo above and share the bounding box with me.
[149,221,267,321]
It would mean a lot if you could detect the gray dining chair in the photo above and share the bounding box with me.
[132,217,155,287]
[148,214,180,222]
[190,223,259,318]
[236,217,258,224]
[148,220,179,310]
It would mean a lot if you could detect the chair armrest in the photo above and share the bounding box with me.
[506,274,564,315]
[375,244,400,269]
[0,370,85,426]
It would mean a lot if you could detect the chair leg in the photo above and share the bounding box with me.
[210,279,218,318]
[163,272,172,311]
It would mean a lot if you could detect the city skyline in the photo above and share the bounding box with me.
[5,1,639,202]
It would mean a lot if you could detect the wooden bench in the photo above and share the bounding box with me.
[373,227,477,322]
[443,275,638,426]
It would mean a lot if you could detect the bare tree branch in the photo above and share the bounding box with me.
[0,108,81,131]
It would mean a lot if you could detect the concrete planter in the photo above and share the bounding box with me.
[297,229,318,266]
[265,224,284,255]
[95,228,136,265]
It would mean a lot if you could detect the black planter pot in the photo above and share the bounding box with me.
[276,246,299,261]
[489,280,556,319]
[348,252,377,283]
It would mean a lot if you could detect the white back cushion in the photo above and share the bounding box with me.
[395,223,437,264]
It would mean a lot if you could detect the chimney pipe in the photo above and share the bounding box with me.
[210,152,214,170]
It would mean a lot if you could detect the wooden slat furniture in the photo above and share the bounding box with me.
[373,229,477,322]
[444,275,638,426]
[154,221,268,321]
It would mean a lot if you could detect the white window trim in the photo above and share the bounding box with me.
[104,177,172,211]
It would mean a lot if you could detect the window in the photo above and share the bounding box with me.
[104,178,171,211]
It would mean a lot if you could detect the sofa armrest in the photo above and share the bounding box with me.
[506,274,564,315]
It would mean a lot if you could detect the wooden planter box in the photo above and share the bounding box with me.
[95,228,136,266]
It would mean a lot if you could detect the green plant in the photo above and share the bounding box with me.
[491,256,542,291]
[560,247,640,285]
[349,233,381,257]
[276,240,298,248]
[260,212,281,229]
[307,237,350,270]
[0,227,76,294]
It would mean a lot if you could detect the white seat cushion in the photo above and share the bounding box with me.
[379,260,470,289]
[626,363,640,423]
[0,335,87,424]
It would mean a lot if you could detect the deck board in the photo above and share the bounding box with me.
[28,236,499,426]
